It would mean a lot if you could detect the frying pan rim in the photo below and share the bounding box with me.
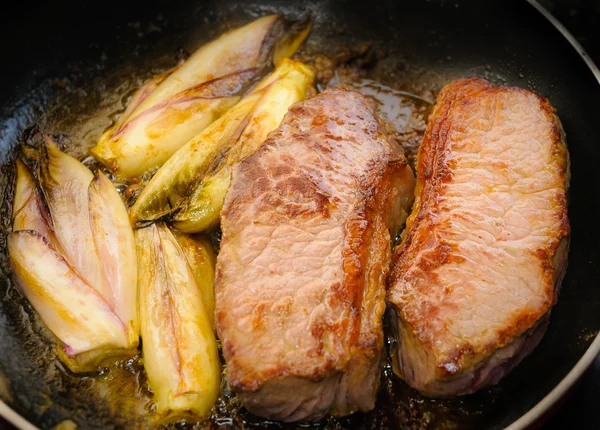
[505,2,600,428]
[0,402,36,430]
[0,1,599,429]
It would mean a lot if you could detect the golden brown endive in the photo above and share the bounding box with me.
[8,138,138,372]
[171,231,217,329]
[136,223,219,419]
[90,15,311,178]
[129,58,315,228]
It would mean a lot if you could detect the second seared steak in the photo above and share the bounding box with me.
[388,78,570,397]
[216,89,415,421]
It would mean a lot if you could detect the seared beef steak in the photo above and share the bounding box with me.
[216,89,415,421]
[388,78,570,397]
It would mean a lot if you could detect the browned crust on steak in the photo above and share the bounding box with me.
[216,88,415,420]
[388,77,570,395]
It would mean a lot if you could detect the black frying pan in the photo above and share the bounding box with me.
[0,0,598,428]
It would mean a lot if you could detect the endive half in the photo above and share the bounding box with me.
[129,58,315,227]
[9,139,138,372]
[9,231,130,363]
[136,223,220,418]
[90,15,311,178]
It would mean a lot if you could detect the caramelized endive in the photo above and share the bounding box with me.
[171,231,217,329]
[136,223,220,418]
[90,15,311,178]
[8,138,138,372]
[130,58,315,228]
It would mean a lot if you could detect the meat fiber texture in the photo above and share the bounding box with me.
[216,88,415,421]
[388,77,570,397]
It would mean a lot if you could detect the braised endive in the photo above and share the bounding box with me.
[8,138,138,372]
[90,15,311,178]
[171,231,216,329]
[136,223,219,418]
[130,58,315,228]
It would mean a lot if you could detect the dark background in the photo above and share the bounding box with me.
[535,3,600,429]
[0,1,598,429]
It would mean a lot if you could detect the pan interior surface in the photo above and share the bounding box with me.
[0,0,598,428]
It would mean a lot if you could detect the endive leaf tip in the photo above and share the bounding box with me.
[92,169,110,185]
[261,13,281,23]
[129,213,154,230]
[272,15,313,66]
[88,144,101,159]
[13,158,34,191]
[39,135,63,173]
[43,134,60,150]
[89,170,116,202]
[15,158,26,171]
[287,14,313,31]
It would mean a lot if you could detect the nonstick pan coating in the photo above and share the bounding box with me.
[0,0,598,428]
